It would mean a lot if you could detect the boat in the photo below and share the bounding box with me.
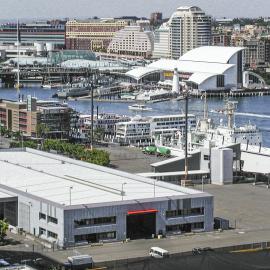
[128,104,152,111]
[42,83,63,89]
[54,82,91,99]
[155,98,263,152]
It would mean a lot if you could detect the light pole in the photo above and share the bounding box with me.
[154,179,159,198]
[183,86,189,185]
[202,175,207,192]
[90,83,94,150]
[28,202,32,234]
[69,186,73,205]
[121,182,127,201]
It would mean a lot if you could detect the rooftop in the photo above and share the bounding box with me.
[0,148,206,208]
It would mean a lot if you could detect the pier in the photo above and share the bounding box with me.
[0,66,128,87]
[191,89,270,98]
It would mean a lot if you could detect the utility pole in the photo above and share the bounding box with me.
[91,83,94,150]
[184,90,189,183]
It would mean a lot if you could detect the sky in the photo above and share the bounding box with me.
[0,0,269,20]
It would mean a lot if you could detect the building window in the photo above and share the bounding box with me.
[39,212,46,220]
[47,216,58,224]
[203,155,210,161]
[47,230,58,239]
[217,75,225,87]
[39,227,46,236]
[166,208,204,219]
[192,222,204,229]
[74,216,116,228]
[166,222,204,233]
[74,231,116,243]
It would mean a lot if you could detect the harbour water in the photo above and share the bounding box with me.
[1,87,270,146]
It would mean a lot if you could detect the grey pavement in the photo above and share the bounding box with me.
[101,145,166,173]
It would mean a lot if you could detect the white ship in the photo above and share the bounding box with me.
[128,104,153,111]
[156,99,262,152]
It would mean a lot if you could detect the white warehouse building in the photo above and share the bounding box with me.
[0,148,213,247]
[126,46,266,91]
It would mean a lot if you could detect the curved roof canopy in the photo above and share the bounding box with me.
[179,46,245,64]
[126,67,161,81]
[149,59,234,75]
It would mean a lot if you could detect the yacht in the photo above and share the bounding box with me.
[128,104,152,111]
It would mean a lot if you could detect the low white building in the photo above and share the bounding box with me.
[126,46,266,91]
[107,22,154,58]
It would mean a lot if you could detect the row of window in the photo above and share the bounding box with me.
[166,222,204,233]
[74,216,116,228]
[166,207,204,218]
[74,231,116,243]
[39,212,58,224]
[39,227,58,239]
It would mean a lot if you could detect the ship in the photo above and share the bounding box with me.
[53,82,91,99]
[155,98,262,152]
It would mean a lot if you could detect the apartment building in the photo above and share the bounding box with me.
[0,98,73,138]
[107,22,154,58]
[169,6,212,59]
[65,19,129,52]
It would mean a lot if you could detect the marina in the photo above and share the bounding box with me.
[1,86,270,146]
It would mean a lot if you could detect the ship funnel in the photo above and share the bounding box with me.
[172,68,180,93]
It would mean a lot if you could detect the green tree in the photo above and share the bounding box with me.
[0,219,9,242]
[94,127,105,142]
[36,123,50,138]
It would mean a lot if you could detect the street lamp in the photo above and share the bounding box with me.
[202,175,207,192]
[69,186,73,205]
[121,182,127,201]
[28,202,32,234]
[154,179,159,198]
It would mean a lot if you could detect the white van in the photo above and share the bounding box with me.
[149,247,170,258]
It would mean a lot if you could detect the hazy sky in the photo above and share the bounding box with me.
[0,0,269,20]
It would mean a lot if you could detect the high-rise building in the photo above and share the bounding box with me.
[65,19,129,52]
[169,6,212,59]
[107,21,154,58]
[153,23,170,59]
[150,12,163,26]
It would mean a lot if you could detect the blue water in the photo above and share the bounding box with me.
[1,87,270,146]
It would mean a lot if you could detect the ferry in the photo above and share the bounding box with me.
[128,104,153,111]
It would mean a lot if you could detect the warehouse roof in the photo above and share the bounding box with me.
[0,149,206,207]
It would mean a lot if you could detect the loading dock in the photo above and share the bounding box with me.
[126,209,157,240]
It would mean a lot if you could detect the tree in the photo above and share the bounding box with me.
[94,127,105,142]
[36,123,50,138]
[0,219,9,242]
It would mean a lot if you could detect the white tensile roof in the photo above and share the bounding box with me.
[179,46,245,64]
[126,46,244,85]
